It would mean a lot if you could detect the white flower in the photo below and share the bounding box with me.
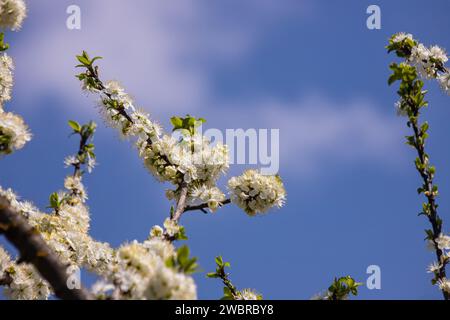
[427,261,442,274]
[144,262,197,300]
[87,156,97,173]
[0,0,27,31]
[189,184,225,212]
[4,264,51,300]
[163,218,181,237]
[435,234,450,250]
[410,44,434,78]
[438,73,450,95]
[142,132,229,186]
[0,53,13,106]
[92,281,115,299]
[0,111,31,154]
[64,176,85,195]
[64,155,79,167]
[150,225,164,238]
[142,238,175,262]
[0,245,12,279]
[429,45,448,64]
[129,109,161,139]
[93,236,195,300]
[437,278,450,294]
[392,32,413,44]
[228,170,286,216]
[237,288,261,300]
[410,43,448,79]
[104,80,134,110]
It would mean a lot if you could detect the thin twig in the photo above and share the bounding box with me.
[184,199,232,213]
[409,110,449,300]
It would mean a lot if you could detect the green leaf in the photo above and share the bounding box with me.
[177,245,190,266]
[68,120,81,133]
[170,117,183,129]
[91,56,103,64]
[0,33,9,52]
[206,272,218,278]
[48,192,60,209]
[215,256,224,267]
[76,55,90,66]
[175,226,188,241]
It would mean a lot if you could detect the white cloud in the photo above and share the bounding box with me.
[12,0,310,116]
[9,0,403,177]
[202,95,405,176]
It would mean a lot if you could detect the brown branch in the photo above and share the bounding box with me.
[0,273,12,286]
[73,134,88,178]
[172,182,189,222]
[0,196,92,300]
[409,113,449,300]
[184,199,232,213]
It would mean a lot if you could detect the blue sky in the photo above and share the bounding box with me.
[1,0,450,299]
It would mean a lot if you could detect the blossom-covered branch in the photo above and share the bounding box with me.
[387,33,450,299]
[0,120,113,299]
[75,53,286,220]
[0,196,91,300]
[75,51,288,299]
[0,0,31,156]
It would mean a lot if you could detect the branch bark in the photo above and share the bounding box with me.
[410,113,449,300]
[184,199,232,213]
[0,196,92,300]
[172,182,189,222]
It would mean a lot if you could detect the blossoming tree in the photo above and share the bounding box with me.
[2,1,448,301]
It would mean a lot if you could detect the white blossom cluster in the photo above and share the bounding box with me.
[188,184,226,212]
[92,80,239,213]
[427,233,450,294]
[0,246,51,299]
[0,12,31,155]
[92,234,197,300]
[99,80,162,140]
[0,0,26,31]
[64,154,97,174]
[391,32,450,95]
[140,133,229,186]
[228,170,286,216]
[0,173,114,299]
[0,53,31,155]
[0,53,13,105]
[236,288,262,300]
[391,32,413,44]
[0,110,31,154]
[410,44,448,79]
[438,278,450,294]
[0,175,199,300]
[90,80,289,217]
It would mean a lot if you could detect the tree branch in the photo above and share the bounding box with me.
[172,182,189,222]
[409,112,449,300]
[184,199,232,213]
[0,273,12,286]
[0,197,92,300]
